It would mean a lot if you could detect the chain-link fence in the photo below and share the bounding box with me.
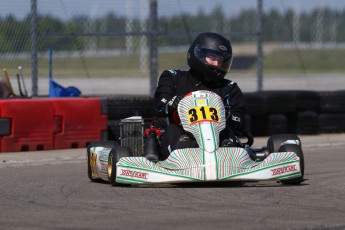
[1,0,345,96]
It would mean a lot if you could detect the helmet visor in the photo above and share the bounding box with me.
[194,45,232,73]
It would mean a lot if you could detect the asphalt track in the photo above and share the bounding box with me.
[0,134,345,230]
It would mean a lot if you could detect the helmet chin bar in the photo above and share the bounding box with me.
[210,67,226,80]
[203,73,224,84]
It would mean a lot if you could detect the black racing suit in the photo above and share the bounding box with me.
[154,69,246,159]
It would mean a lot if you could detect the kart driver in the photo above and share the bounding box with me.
[147,32,246,161]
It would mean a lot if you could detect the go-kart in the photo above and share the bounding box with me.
[87,90,304,186]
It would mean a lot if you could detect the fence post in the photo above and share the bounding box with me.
[256,0,264,92]
[149,0,158,97]
[31,0,38,96]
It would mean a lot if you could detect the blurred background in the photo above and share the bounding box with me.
[1,0,345,96]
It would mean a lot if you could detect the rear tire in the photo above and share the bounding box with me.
[278,144,305,185]
[87,141,118,182]
[267,134,301,154]
[108,146,132,186]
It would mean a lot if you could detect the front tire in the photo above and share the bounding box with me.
[87,141,118,182]
[279,144,305,185]
[108,146,132,186]
[267,134,301,153]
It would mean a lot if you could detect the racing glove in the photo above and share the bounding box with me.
[165,96,181,114]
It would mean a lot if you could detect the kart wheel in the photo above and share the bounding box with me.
[87,141,118,182]
[278,144,305,185]
[108,146,132,186]
[267,134,301,154]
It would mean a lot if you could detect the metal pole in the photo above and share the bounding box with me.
[257,0,263,91]
[31,0,38,96]
[149,0,158,97]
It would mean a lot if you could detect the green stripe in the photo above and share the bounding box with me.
[212,124,219,180]
[202,148,206,180]
[117,177,150,184]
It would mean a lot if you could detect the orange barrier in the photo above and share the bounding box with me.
[0,99,56,152]
[53,98,107,149]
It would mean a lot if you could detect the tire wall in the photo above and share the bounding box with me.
[105,90,345,139]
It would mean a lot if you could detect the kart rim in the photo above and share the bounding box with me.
[108,156,113,177]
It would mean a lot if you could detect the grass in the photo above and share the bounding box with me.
[2,47,345,80]
[2,52,188,79]
[264,48,345,72]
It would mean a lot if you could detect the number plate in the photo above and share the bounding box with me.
[187,106,219,124]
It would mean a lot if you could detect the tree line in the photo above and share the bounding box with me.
[1,6,345,53]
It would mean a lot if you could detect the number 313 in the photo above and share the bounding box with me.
[188,106,219,123]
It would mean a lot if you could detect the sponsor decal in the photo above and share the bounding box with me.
[121,169,148,180]
[271,165,297,176]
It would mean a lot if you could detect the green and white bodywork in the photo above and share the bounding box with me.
[115,90,302,185]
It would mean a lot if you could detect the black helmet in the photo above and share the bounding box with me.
[187,32,233,83]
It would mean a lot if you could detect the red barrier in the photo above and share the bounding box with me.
[0,99,56,152]
[53,98,107,149]
[0,98,107,152]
